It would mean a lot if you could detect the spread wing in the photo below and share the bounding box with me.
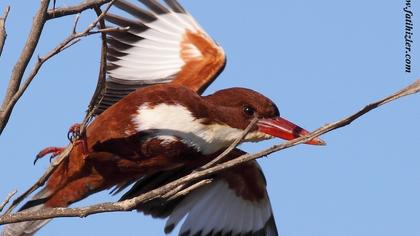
[120,149,278,236]
[165,161,278,236]
[95,0,226,114]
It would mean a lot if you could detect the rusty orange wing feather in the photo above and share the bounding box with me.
[94,0,226,114]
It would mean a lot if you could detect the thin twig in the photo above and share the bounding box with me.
[72,14,81,34]
[0,191,17,213]
[60,38,81,51]
[4,145,73,214]
[0,0,117,135]
[0,80,418,225]
[199,117,258,170]
[47,0,112,19]
[161,183,187,199]
[166,179,213,201]
[70,26,128,40]
[3,0,118,213]
[0,0,50,134]
[89,26,129,34]
[164,117,258,195]
[0,6,10,58]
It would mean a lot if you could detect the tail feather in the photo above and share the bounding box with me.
[1,189,52,236]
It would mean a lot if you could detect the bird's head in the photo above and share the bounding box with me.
[204,88,325,145]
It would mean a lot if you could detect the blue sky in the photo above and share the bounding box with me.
[0,0,419,235]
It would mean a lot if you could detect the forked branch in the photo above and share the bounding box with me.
[1,0,119,214]
[0,0,118,135]
[47,0,112,19]
[0,0,50,134]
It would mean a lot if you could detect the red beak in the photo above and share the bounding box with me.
[257,117,326,145]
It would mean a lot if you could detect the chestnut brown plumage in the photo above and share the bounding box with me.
[1,1,324,236]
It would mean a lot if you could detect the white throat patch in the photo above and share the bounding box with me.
[133,103,272,155]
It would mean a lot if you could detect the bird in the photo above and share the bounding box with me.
[1,0,325,236]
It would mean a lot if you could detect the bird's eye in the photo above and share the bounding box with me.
[243,106,255,117]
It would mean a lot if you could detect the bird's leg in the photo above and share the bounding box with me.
[67,123,89,158]
[34,123,88,165]
[76,139,89,160]
[34,146,66,165]
[63,122,89,159]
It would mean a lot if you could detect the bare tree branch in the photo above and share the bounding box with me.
[0,6,10,58]
[4,145,73,214]
[0,0,50,134]
[47,0,111,19]
[165,179,213,201]
[3,0,118,214]
[0,191,16,213]
[151,117,258,198]
[1,79,419,225]
[199,117,258,169]
[0,0,118,135]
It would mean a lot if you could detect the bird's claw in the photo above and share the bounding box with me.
[34,124,86,165]
[67,123,82,142]
[34,146,65,165]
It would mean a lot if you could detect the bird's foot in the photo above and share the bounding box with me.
[34,146,66,165]
[67,123,88,157]
[34,123,87,165]
[67,123,82,142]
